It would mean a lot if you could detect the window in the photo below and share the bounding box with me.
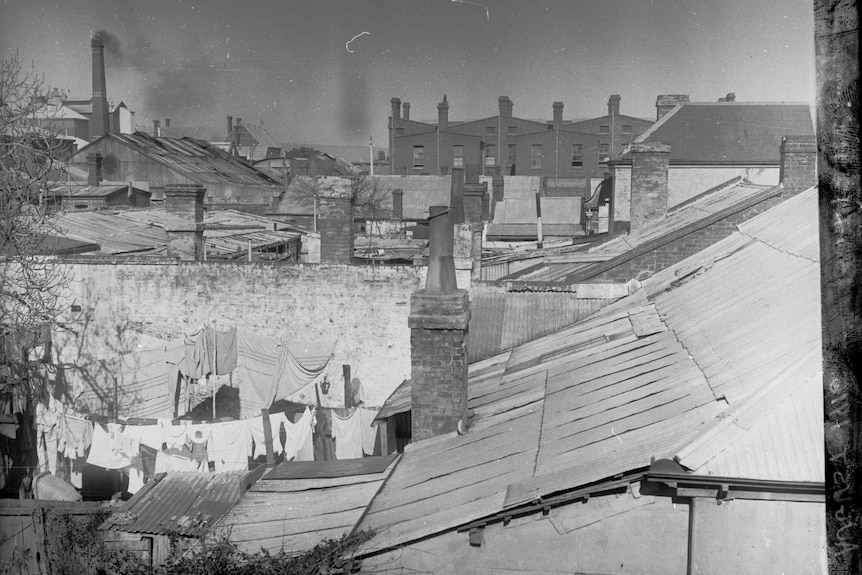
[622,124,632,134]
[507,125,518,135]
[599,125,610,134]
[484,144,496,167]
[571,144,583,167]
[412,146,424,168]
[531,145,543,168]
[453,145,464,168]
[507,144,516,167]
[486,125,497,135]
[599,143,610,160]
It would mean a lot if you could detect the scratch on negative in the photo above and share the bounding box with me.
[345,31,371,53]
[611,427,623,444]
[452,0,490,20]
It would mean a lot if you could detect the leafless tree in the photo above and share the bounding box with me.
[1,52,70,399]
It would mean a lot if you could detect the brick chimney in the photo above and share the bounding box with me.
[391,98,402,120]
[463,170,487,224]
[490,174,503,220]
[164,184,205,260]
[153,119,161,137]
[655,95,690,120]
[608,94,621,116]
[392,188,403,220]
[629,142,671,230]
[409,206,470,441]
[779,135,817,197]
[437,95,449,132]
[402,102,410,121]
[87,153,102,186]
[553,102,564,129]
[317,177,355,264]
[164,118,171,128]
[498,96,512,118]
[234,118,242,146]
[450,167,466,224]
[90,35,110,142]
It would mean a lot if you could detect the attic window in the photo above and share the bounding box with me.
[102,154,118,174]
[599,125,610,134]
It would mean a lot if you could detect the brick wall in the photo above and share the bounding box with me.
[589,193,787,282]
[779,135,818,196]
[317,179,355,264]
[53,261,425,407]
[629,143,670,230]
[409,326,469,440]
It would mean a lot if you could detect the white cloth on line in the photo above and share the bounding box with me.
[331,408,363,460]
[208,419,251,471]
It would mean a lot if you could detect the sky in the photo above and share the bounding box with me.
[0,0,816,147]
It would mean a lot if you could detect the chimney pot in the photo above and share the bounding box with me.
[402,102,410,121]
[725,92,736,102]
[608,94,621,116]
[153,119,160,137]
[390,98,402,120]
[553,102,564,128]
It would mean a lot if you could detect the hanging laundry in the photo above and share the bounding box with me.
[121,424,165,451]
[248,413,285,460]
[182,328,213,380]
[58,413,93,460]
[165,343,186,417]
[185,423,211,466]
[271,340,336,401]
[35,398,62,474]
[234,331,281,417]
[158,419,190,450]
[87,424,134,469]
[69,456,86,489]
[283,407,314,462]
[331,408,363,460]
[208,326,238,375]
[208,419,251,472]
[126,462,145,494]
[139,444,158,482]
[359,407,380,456]
[154,448,198,473]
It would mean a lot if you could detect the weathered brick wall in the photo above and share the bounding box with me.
[409,326,468,440]
[779,135,818,195]
[629,143,670,230]
[54,261,425,407]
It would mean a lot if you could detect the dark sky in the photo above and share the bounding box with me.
[0,0,815,146]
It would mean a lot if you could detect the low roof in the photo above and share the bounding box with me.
[101,470,260,537]
[508,177,777,282]
[71,132,281,187]
[630,102,814,164]
[48,184,149,198]
[213,455,399,555]
[358,186,821,553]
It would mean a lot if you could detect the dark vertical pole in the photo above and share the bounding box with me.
[260,408,275,467]
[343,365,352,408]
[113,376,118,423]
[536,192,544,248]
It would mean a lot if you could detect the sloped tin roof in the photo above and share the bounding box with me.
[357,186,821,553]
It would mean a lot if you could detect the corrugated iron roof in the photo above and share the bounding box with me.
[48,184,149,198]
[53,211,166,254]
[358,186,821,553]
[633,102,814,164]
[78,132,281,187]
[102,470,256,537]
[213,456,399,555]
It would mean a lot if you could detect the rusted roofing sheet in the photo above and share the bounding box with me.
[53,211,166,254]
[214,456,399,555]
[469,291,615,362]
[102,471,255,537]
[108,132,280,186]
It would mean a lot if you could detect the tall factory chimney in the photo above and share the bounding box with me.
[90,35,110,142]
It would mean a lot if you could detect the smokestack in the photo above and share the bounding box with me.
[317,177,355,264]
[402,102,410,121]
[164,184,205,260]
[450,167,466,224]
[153,119,161,137]
[498,96,512,118]
[553,101,564,129]
[392,189,403,220]
[655,95,690,120]
[90,35,110,142]
[437,95,449,132]
[629,142,671,230]
[87,153,102,186]
[779,135,817,197]
[608,94,621,116]
[409,206,470,441]
[227,116,233,136]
